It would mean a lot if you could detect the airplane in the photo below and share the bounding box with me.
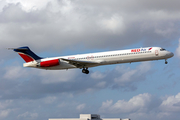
[10,46,174,74]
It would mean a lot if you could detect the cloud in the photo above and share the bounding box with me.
[1,0,180,61]
[0,62,152,100]
[157,93,180,120]
[0,100,14,119]
[43,96,57,104]
[0,100,13,109]
[99,93,155,113]
[3,65,28,80]
[76,104,86,111]
[17,111,38,119]
[39,70,78,84]
[112,62,152,90]
[0,86,180,120]
[90,71,106,79]
[99,92,180,120]
[160,93,180,112]
[5,0,51,12]
[0,109,11,118]
[99,14,125,34]
[175,39,180,58]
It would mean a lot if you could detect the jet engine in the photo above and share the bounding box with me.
[38,59,60,67]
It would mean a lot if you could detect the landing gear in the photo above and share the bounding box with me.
[165,60,168,64]
[82,68,89,74]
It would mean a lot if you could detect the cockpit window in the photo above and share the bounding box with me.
[160,48,166,51]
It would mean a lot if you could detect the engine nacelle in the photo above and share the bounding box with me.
[38,59,60,67]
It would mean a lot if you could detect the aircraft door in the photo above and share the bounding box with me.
[155,50,159,56]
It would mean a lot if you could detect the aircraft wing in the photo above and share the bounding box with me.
[61,58,100,68]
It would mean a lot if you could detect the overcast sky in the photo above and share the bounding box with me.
[0,0,180,120]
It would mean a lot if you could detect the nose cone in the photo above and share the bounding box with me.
[167,52,174,58]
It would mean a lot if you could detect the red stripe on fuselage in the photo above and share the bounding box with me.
[18,53,34,62]
[40,59,60,67]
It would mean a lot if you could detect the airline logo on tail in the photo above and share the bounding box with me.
[13,46,42,62]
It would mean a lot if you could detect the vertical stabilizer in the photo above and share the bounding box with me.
[13,46,42,62]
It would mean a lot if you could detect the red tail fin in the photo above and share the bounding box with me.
[13,46,42,63]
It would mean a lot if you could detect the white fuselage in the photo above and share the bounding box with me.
[23,47,174,70]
